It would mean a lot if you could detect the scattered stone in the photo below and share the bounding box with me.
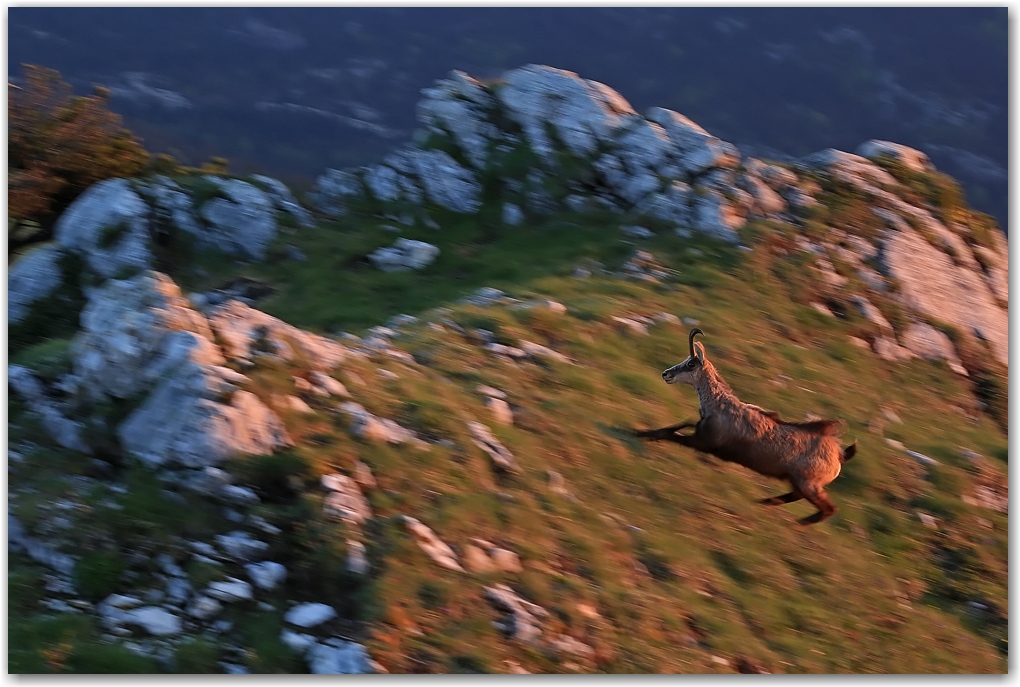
[519,340,571,364]
[873,336,914,362]
[369,238,440,272]
[165,577,191,605]
[464,545,497,574]
[339,402,417,445]
[503,203,524,226]
[215,531,269,561]
[900,322,968,375]
[277,394,315,414]
[207,577,254,603]
[285,602,337,629]
[403,516,463,571]
[246,562,287,591]
[321,474,372,525]
[484,583,549,644]
[9,514,76,576]
[280,630,317,653]
[810,302,835,318]
[621,225,654,239]
[848,336,871,349]
[8,366,89,453]
[486,397,514,426]
[187,595,223,621]
[917,512,938,529]
[347,540,370,575]
[881,408,902,424]
[307,640,373,674]
[308,371,350,397]
[466,421,520,473]
[126,607,183,636]
[611,316,649,336]
[549,634,595,660]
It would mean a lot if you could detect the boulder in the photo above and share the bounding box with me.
[346,540,370,575]
[250,174,314,227]
[486,397,514,426]
[497,64,636,163]
[900,322,968,375]
[321,474,372,526]
[502,203,524,226]
[126,607,182,636]
[214,531,269,561]
[403,516,463,571]
[208,299,349,370]
[882,227,1007,366]
[466,421,519,473]
[196,178,278,260]
[484,583,549,644]
[187,595,223,620]
[285,602,337,629]
[53,178,152,279]
[245,561,287,590]
[8,365,89,453]
[206,577,254,602]
[307,641,373,674]
[310,168,364,216]
[692,190,745,242]
[646,108,740,177]
[404,149,482,213]
[369,238,440,272]
[855,140,934,173]
[417,70,499,169]
[8,243,64,324]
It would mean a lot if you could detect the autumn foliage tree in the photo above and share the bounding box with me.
[9,65,149,252]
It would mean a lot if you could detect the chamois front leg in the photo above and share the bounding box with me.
[633,420,698,441]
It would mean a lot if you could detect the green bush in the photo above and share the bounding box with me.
[74,550,126,602]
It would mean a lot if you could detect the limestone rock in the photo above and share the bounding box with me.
[245,561,287,590]
[206,577,254,602]
[855,140,934,173]
[8,365,89,453]
[126,607,182,636]
[403,516,463,571]
[339,402,417,445]
[464,545,497,573]
[497,64,635,163]
[250,174,314,227]
[307,641,373,674]
[369,238,440,272]
[872,336,914,362]
[484,583,549,644]
[215,531,269,561]
[646,107,740,177]
[53,178,153,279]
[8,514,75,575]
[321,474,372,525]
[486,397,514,426]
[280,630,316,653]
[208,299,349,370]
[8,243,64,324]
[308,371,349,398]
[466,421,519,473]
[882,227,1007,366]
[346,540,370,575]
[692,190,745,242]
[196,177,278,261]
[503,203,524,226]
[285,602,337,628]
[417,70,498,169]
[900,322,968,375]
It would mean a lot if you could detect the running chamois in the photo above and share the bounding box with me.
[634,329,856,525]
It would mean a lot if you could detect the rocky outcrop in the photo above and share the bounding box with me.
[8,244,65,324]
[69,272,291,468]
[197,178,279,261]
[53,178,153,279]
[312,64,775,242]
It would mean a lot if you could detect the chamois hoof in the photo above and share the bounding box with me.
[797,510,833,526]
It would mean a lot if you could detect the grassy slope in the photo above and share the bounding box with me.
[8,199,1007,673]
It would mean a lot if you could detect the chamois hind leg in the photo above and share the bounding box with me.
[797,486,837,525]
[633,420,697,441]
[759,488,804,506]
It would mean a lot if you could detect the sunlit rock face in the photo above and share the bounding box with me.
[69,271,292,468]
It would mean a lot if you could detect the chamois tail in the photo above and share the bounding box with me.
[841,440,857,463]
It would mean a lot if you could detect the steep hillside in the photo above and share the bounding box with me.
[8,65,1007,674]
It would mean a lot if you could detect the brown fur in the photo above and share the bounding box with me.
[635,336,856,525]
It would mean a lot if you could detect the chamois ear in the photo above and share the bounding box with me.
[694,341,706,361]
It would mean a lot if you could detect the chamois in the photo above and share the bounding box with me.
[634,329,856,525]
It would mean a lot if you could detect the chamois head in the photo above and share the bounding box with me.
[662,328,708,385]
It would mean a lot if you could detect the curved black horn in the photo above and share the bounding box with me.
[688,328,704,357]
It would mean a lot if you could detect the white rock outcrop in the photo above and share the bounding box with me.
[8,243,64,324]
[196,177,278,261]
[403,516,463,571]
[53,178,153,279]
